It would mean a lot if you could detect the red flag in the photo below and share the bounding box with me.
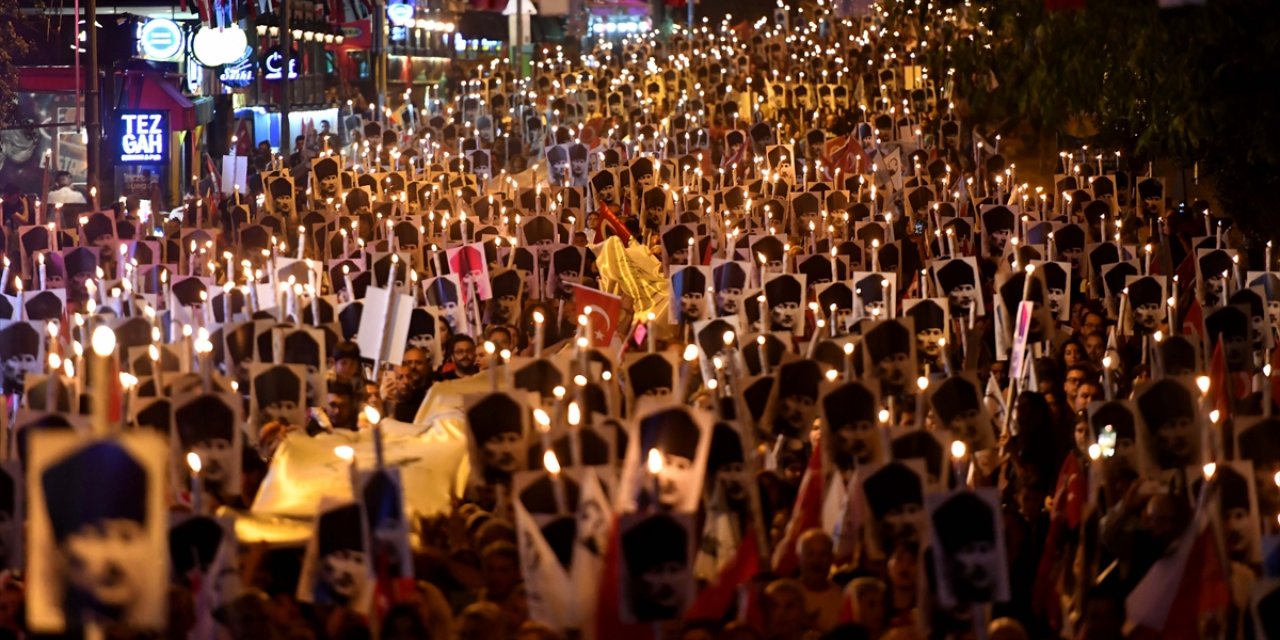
[1126,512,1229,639]
[571,284,623,346]
[1209,337,1232,422]
[1032,452,1085,628]
[1181,296,1204,344]
[685,528,760,622]
[1269,348,1280,413]
[770,446,824,575]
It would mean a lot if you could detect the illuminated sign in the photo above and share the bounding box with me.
[261,45,300,81]
[219,50,256,88]
[116,110,168,164]
[387,3,415,26]
[191,25,248,67]
[138,19,183,60]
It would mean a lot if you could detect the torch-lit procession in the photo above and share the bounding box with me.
[0,0,1278,638]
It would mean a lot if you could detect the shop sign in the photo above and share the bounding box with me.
[116,110,168,164]
[138,19,184,61]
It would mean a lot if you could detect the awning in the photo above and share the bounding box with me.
[18,66,80,93]
[118,71,198,129]
[531,16,564,42]
[458,10,508,41]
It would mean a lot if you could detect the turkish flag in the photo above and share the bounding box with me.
[571,284,623,346]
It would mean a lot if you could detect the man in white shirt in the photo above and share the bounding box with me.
[47,171,87,205]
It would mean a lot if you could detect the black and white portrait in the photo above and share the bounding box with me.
[172,392,243,496]
[630,404,710,512]
[26,432,168,632]
[299,500,373,612]
[933,257,983,317]
[248,363,308,433]
[927,374,995,452]
[861,460,926,558]
[928,489,1008,608]
[861,318,917,394]
[820,380,884,472]
[619,512,694,623]
[763,273,806,334]
[465,391,532,483]
[1135,378,1201,473]
[670,265,711,325]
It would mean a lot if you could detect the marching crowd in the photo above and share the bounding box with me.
[0,2,1274,640]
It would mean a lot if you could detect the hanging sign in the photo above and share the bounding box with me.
[116,110,169,164]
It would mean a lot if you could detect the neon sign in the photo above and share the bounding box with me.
[116,110,168,164]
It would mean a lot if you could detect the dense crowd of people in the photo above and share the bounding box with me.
[0,2,1273,640]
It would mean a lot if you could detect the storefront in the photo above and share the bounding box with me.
[112,69,214,208]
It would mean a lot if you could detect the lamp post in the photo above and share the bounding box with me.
[86,0,100,202]
[280,0,292,157]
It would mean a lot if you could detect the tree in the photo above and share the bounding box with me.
[896,0,1280,237]
[0,0,35,126]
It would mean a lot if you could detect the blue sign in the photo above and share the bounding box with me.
[116,110,168,164]
[139,18,183,60]
[261,45,300,81]
[219,50,256,88]
[387,2,415,26]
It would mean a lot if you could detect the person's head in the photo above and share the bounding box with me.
[1061,339,1085,368]
[401,347,430,389]
[1063,364,1094,400]
[332,341,363,382]
[485,326,513,353]
[846,577,886,632]
[1083,332,1106,364]
[796,530,834,587]
[456,602,504,640]
[1073,380,1100,413]
[481,541,521,601]
[326,383,360,430]
[762,579,807,633]
[1081,312,1105,337]
[449,335,478,374]
[55,170,72,187]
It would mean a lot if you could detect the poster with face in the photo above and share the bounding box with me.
[0,320,43,393]
[488,269,525,327]
[622,403,712,513]
[763,273,806,334]
[1196,248,1237,309]
[549,245,590,300]
[618,512,694,624]
[23,288,66,322]
[704,423,751,506]
[979,205,1018,259]
[625,353,677,407]
[1134,377,1202,474]
[927,489,1009,608]
[903,298,949,364]
[298,499,373,613]
[765,358,824,441]
[423,275,467,334]
[710,260,750,320]
[1246,271,1280,332]
[820,380,885,473]
[1033,260,1072,322]
[932,257,984,317]
[358,468,413,581]
[1087,400,1139,472]
[447,242,493,303]
[1204,304,1253,373]
[670,265,712,325]
[283,327,329,404]
[266,176,297,218]
[860,459,927,559]
[26,432,168,632]
[464,391,532,484]
[927,373,996,452]
[1191,461,1260,565]
[861,318,917,394]
[852,271,897,321]
[815,281,855,335]
[0,462,22,571]
[1228,286,1273,350]
[1234,416,1280,519]
[171,392,242,498]
[993,268,1054,358]
[248,363,308,435]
